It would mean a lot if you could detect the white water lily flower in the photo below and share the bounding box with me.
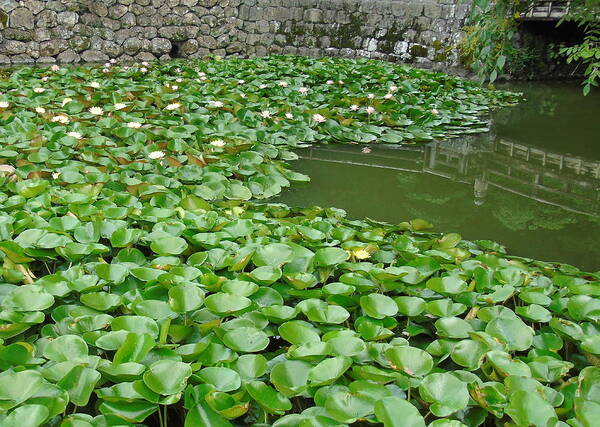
[176,78,183,83]
[52,172,61,179]
[259,84,267,89]
[127,122,142,128]
[89,81,100,88]
[326,80,334,85]
[104,62,110,67]
[349,104,359,111]
[51,115,69,124]
[278,81,288,87]
[140,67,148,73]
[285,112,293,119]
[142,61,150,66]
[33,88,45,93]
[0,165,16,174]
[367,93,375,99]
[198,71,206,77]
[432,108,439,115]
[354,248,371,259]
[362,147,372,154]
[114,103,126,110]
[165,103,181,111]
[110,58,116,64]
[0,102,9,108]
[171,85,178,90]
[175,68,181,73]
[298,87,308,95]
[62,98,73,106]
[148,151,165,160]
[260,110,272,119]
[240,93,246,98]
[41,76,49,82]
[35,107,46,114]
[210,139,225,147]
[209,101,224,108]
[365,106,375,115]
[312,114,326,123]
[51,64,60,71]
[338,80,344,85]
[390,85,398,92]
[238,79,245,84]
[102,68,110,73]
[88,107,103,115]
[384,93,393,99]
[67,131,82,139]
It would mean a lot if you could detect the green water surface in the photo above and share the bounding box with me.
[277,82,600,271]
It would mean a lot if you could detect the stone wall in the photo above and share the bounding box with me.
[0,0,242,65]
[237,0,471,70]
[0,0,471,68]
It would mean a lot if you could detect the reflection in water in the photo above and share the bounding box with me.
[422,137,600,218]
[277,83,600,271]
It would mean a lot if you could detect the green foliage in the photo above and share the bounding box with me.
[0,56,594,426]
[464,0,600,94]
[460,0,523,83]
[559,23,600,95]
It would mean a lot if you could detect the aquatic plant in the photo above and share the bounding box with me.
[0,57,596,427]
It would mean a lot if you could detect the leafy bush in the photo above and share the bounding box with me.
[0,57,595,427]
[463,0,600,93]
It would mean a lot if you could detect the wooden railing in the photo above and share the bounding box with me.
[519,1,570,20]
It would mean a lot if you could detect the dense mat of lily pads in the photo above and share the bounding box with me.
[0,56,597,427]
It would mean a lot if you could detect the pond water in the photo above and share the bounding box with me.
[277,82,600,272]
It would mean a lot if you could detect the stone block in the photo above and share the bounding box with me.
[181,38,198,54]
[39,39,66,56]
[3,40,26,54]
[36,56,56,63]
[109,5,129,19]
[11,53,34,63]
[57,49,80,63]
[182,12,200,25]
[57,11,78,26]
[423,4,442,19]
[0,1,19,13]
[198,34,217,49]
[90,3,108,17]
[101,17,122,31]
[151,37,171,53]
[135,51,156,61]
[36,10,57,28]
[2,28,32,41]
[33,28,51,42]
[10,7,34,29]
[103,40,123,56]
[70,35,91,52]
[81,49,109,62]
[122,37,143,54]
[122,12,136,27]
[80,13,102,26]
[304,8,322,23]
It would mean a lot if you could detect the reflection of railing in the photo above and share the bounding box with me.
[300,136,600,217]
[495,140,600,178]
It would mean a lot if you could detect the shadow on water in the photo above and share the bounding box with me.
[276,82,600,271]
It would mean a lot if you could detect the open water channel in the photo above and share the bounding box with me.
[277,82,600,271]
